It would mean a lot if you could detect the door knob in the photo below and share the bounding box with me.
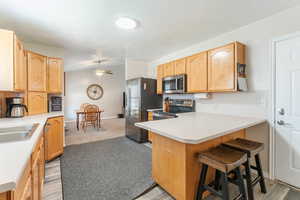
[277,120,285,125]
[277,120,292,127]
[278,108,285,115]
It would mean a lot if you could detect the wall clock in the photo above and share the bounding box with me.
[86,84,104,100]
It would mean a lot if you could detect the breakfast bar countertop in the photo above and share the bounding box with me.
[0,112,64,193]
[135,112,266,144]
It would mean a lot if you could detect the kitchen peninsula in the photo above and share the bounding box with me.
[135,112,266,200]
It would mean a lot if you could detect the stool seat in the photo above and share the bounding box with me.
[198,145,247,173]
[223,138,264,157]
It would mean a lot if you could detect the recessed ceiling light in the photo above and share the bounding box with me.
[115,17,138,30]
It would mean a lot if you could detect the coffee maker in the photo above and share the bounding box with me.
[6,97,28,118]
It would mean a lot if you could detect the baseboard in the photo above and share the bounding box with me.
[65,116,119,123]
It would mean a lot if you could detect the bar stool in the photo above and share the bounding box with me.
[196,145,248,200]
[223,138,267,200]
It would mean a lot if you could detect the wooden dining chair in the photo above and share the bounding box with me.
[80,103,90,111]
[82,104,99,132]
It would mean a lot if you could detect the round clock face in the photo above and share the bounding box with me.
[87,84,103,100]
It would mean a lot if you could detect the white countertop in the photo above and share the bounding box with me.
[0,112,64,193]
[135,112,266,144]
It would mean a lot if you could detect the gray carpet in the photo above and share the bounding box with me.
[60,137,153,200]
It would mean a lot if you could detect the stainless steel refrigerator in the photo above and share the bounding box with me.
[125,78,162,143]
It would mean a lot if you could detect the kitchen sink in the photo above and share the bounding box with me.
[0,123,39,143]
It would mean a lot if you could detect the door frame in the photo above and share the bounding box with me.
[270,31,300,181]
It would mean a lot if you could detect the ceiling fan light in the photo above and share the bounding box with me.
[115,17,138,30]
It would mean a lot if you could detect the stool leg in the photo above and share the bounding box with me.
[214,170,221,190]
[235,167,247,200]
[196,164,208,200]
[221,172,229,200]
[255,154,267,193]
[244,160,254,200]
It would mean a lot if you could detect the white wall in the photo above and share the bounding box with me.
[64,66,125,121]
[125,59,149,80]
[147,5,300,175]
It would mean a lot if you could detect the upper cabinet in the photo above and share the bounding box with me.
[208,42,245,92]
[174,58,186,75]
[14,37,27,91]
[156,64,164,94]
[164,62,175,77]
[47,57,63,94]
[0,29,27,91]
[156,41,246,94]
[186,52,208,93]
[27,51,47,92]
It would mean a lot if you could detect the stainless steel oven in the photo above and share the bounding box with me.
[163,74,186,94]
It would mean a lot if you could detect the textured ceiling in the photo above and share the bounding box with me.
[0,0,299,71]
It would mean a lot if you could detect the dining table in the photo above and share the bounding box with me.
[75,109,104,131]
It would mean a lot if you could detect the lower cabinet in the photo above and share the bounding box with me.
[0,133,45,200]
[45,116,64,161]
[147,112,153,142]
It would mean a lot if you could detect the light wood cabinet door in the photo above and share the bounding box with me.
[45,117,64,161]
[174,58,186,75]
[164,62,175,77]
[208,43,236,92]
[48,57,63,93]
[27,52,47,92]
[32,154,40,200]
[186,52,208,92]
[27,92,47,115]
[156,64,164,94]
[20,175,32,200]
[14,37,27,91]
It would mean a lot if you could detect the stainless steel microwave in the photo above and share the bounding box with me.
[163,74,186,94]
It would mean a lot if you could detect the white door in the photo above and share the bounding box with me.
[275,34,300,187]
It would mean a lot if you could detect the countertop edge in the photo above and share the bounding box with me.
[135,117,266,144]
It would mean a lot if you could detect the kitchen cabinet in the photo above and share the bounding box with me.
[164,62,175,77]
[13,159,32,200]
[174,58,186,75]
[48,57,63,94]
[208,42,245,92]
[45,116,64,161]
[14,37,27,91]
[186,52,208,93]
[27,51,47,92]
[27,92,47,115]
[32,152,40,200]
[156,64,164,94]
[147,111,153,142]
[0,29,27,91]
[156,41,245,94]
[31,135,44,200]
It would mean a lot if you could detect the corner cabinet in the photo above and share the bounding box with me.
[208,42,245,92]
[0,29,27,91]
[45,116,64,161]
[27,51,47,92]
[186,52,208,93]
[47,57,63,94]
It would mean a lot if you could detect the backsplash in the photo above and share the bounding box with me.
[163,90,268,118]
